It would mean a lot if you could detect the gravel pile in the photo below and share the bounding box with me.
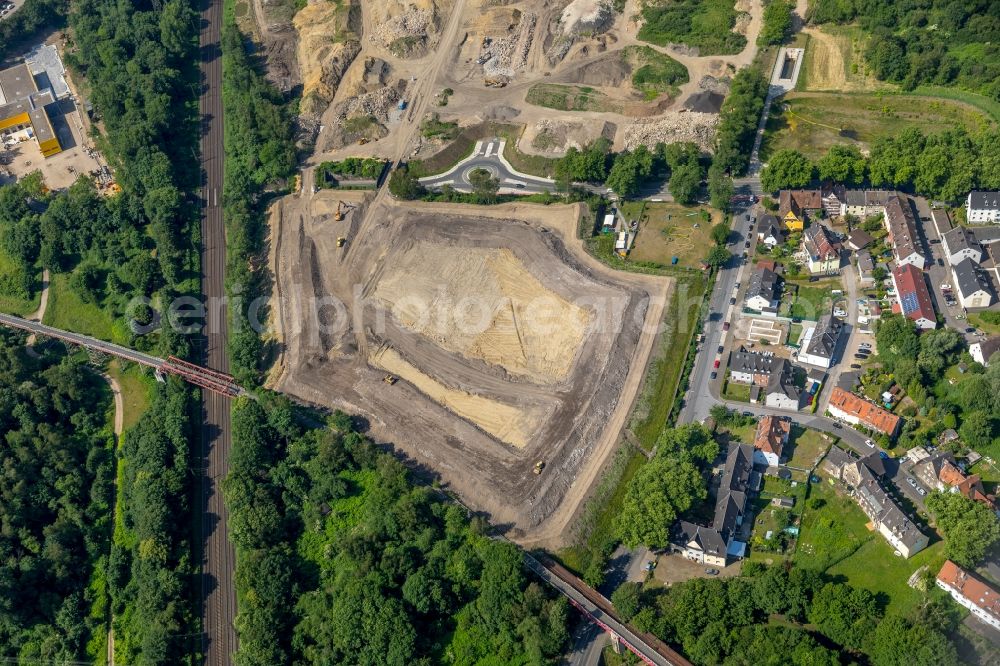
[340,86,401,121]
[559,0,614,36]
[622,112,719,152]
[482,12,536,77]
[369,8,433,48]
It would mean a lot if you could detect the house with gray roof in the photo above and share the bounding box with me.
[745,267,782,312]
[951,258,995,308]
[797,314,844,368]
[967,191,1000,224]
[941,226,984,266]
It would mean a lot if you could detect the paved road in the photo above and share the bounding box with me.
[198,0,238,663]
[0,312,164,367]
[418,139,556,194]
[561,624,608,666]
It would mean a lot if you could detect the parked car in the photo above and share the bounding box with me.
[735,282,741,289]
[853,353,868,359]
[744,241,751,248]
[941,284,951,289]
[723,321,731,331]
[937,258,944,266]
[930,239,941,244]
[730,297,737,305]
[917,487,927,496]
[879,451,889,460]
[717,345,724,354]
[832,423,842,429]
[859,342,871,348]
[907,477,917,488]
[714,359,721,369]
[705,568,720,575]
[742,411,753,417]
[850,363,861,369]
[710,371,717,380]
[966,327,976,334]
[865,439,874,448]
[809,276,819,282]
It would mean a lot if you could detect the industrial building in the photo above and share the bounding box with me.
[0,62,62,158]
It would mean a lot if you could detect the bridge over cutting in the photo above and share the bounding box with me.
[0,313,242,397]
[526,555,692,666]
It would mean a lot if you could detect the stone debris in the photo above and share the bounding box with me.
[481,12,536,77]
[369,8,433,48]
[622,112,719,153]
[339,86,401,122]
[559,0,614,36]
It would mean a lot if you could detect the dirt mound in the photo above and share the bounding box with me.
[369,8,434,57]
[622,112,719,152]
[559,0,615,36]
[559,52,631,87]
[481,11,537,77]
[482,105,521,121]
[524,119,616,155]
[292,2,361,115]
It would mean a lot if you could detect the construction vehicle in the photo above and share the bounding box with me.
[293,173,301,194]
[337,237,346,248]
[533,461,545,475]
[383,374,397,385]
[357,137,369,145]
[484,77,507,88]
[334,201,344,221]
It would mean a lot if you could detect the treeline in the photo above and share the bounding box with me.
[63,1,203,663]
[221,14,296,386]
[225,398,570,665]
[69,0,199,289]
[760,126,1000,200]
[0,0,65,59]
[613,562,960,665]
[807,0,1000,99]
[0,330,113,663]
[711,65,769,178]
[758,0,793,47]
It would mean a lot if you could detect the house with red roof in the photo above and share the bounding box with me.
[891,263,937,330]
[827,387,902,437]
[937,560,1000,630]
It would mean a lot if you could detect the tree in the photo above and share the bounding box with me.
[876,314,919,364]
[711,222,731,246]
[925,492,1000,568]
[668,159,701,204]
[468,167,500,201]
[817,145,867,185]
[808,582,882,650]
[388,166,424,200]
[958,411,996,451]
[758,0,793,46]
[866,614,960,666]
[616,456,706,548]
[708,164,734,210]
[705,245,731,268]
[611,582,643,622]
[606,146,655,198]
[760,149,814,192]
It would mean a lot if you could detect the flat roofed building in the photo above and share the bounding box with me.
[0,63,62,158]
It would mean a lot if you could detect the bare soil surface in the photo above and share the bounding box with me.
[269,191,673,545]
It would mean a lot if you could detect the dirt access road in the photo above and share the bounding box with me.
[268,192,672,547]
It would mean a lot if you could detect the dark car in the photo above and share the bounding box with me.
[850,363,861,369]
[730,297,737,304]
[809,276,819,282]
[930,239,941,244]
[718,345,724,354]
[966,327,976,333]
[937,258,944,266]
[745,241,751,248]
[853,353,868,359]
[832,423,842,429]
[710,371,717,380]
[723,321,731,331]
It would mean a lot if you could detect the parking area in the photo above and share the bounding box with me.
[0,0,24,21]
[652,553,742,586]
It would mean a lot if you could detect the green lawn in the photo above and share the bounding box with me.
[719,421,757,445]
[794,479,871,571]
[629,202,721,268]
[0,245,41,316]
[762,92,993,160]
[968,312,1000,335]
[106,359,154,432]
[525,84,619,113]
[722,380,751,403]
[787,281,835,321]
[623,45,689,100]
[785,426,835,471]
[42,274,122,343]
[827,539,945,617]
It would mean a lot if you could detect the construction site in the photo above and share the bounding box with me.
[240,0,762,545]
[268,189,672,543]
[235,0,766,161]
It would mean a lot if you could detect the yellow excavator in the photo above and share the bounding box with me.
[383,374,397,385]
[334,201,344,221]
[533,461,545,475]
[337,237,347,248]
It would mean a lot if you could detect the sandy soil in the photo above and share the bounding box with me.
[269,191,673,544]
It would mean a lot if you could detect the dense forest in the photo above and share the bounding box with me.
[0,330,113,662]
[225,398,570,665]
[807,0,1000,99]
[221,8,297,386]
[615,562,961,665]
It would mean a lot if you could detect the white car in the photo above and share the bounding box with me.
[940,284,951,290]
[865,439,874,448]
